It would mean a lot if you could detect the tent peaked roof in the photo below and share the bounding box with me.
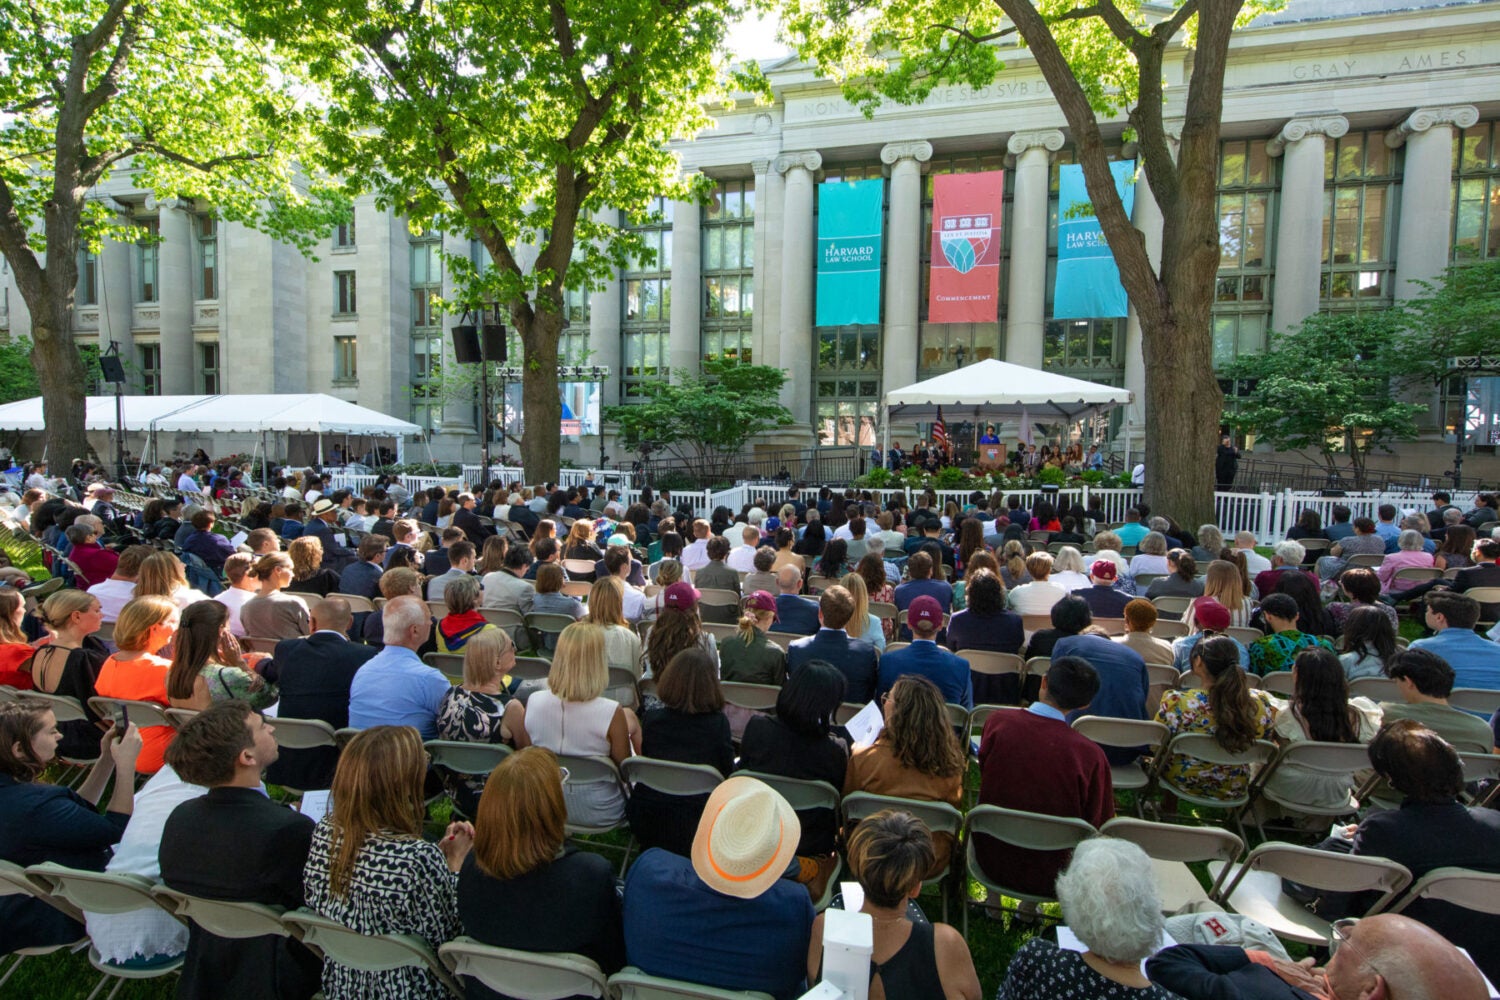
[0,394,421,436]
[883,359,1131,421]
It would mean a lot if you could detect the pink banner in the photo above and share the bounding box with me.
[928,171,1005,324]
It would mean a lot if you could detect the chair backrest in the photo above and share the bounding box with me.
[607,666,641,711]
[805,575,836,593]
[967,704,1023,740]
[1459,751,1500,789]
[869,602,898,621]
[762,630,796,650]
[1071,716,1169,754]
[1392,567,1443,584]
[702,622,740,641]
[1024,655,1050,678]
[17,689,92,724]
[330,593,377,614]
[424,740,512,776]
[610,967,776,1000]
[1225,843,1411,912]
[152,886,288,938]
[511,656,553,683]
[962,650,1024,678]
[1389,867,1500,917]
[720,682,781,713]
[562,559,598,577]
[1163,732,1277,769]
[620,757,724,797]
[1348,676,1402,702]
[1020,614,1051,634]
[423,652,466,684]
[561,581,593,600]
[962,804,1096,852]
[1226,626,1263,646]
[1099,817,1244,865]
[1134,573,1166,589]
[735,771,840,814]
[1449,687,1500,716]
[281,909,463,996]
[426,599,449,619]
[833,701,868,726]
[1152,596,1193,617]
[283,591,316,613]
[479,607,525,631]
[841,791,963,838]
[22,862,142,922]
[696,588,740,609]
[526,613,578,634]
[87,696,177,732]
[263,716,339,751]
[553,754,627,796]
[1092,618,1127,636]
[1298,539,1332,552]
[1346,553,1385,568]
[1151,619,1190,639]
[884,641,910,653]
[1260,671,1296,696]
[1147,663,1180,689]
[440,938,609,999]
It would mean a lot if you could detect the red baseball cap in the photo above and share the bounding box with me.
[908,595,944,630]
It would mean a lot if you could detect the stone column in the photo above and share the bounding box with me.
[156,199,194,394]
[1267,114,1348,334]
[1387,105,1478,437]
[755,160,784,377]
[776,151,821,421]
[667,193,701,380]
[880,140,932,398]
[100,222,134,361]
[1389,105,1477,298]
[1004,129,1064,370]
[588,251,623,411]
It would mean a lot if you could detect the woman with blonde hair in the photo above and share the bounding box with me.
[93,595,180,774]
[136,551,208,609]
[564,519,604,563]
[27,590,109,756]
[1006,552,1069,616]
[999,539,1031,590]
[844,675,966,874]
[840,571,886,651]
[165,600,270,711]
[1185,560,1255,629]
[476,535,508,576]
[285,536,341,598]
[1049,546,1092,592]
[523,622,640,826]
[303,726,472,999]
[717,591,786,685]
[457,747,625,975]
[435,628,529,814]
[239,552,310,639]
[587,576,642,679]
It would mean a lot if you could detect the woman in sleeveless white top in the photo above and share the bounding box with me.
[525,690,626,827]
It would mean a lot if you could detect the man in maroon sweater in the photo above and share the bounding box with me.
[975,656,1115,897]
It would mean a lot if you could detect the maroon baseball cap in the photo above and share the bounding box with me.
[744,590,778,621]
[1193,597,1231,633]
[908,595,944,630]
[1090,559,1118,581]
[663,581,700,610]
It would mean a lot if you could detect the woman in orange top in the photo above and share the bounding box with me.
[93,596,180,774]
[0,590,36,690]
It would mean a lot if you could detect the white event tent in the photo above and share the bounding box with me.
[881,358,1132,460]
[0,393,422,465]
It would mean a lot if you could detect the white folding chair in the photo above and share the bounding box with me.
[1387,866,1500,918]
[0,861,92,993]
[960,804,1096,936]
[1099,817,1244,914]
[610,967,775,999]
[1154,733,1277,841]
[1245,740,1371,836]
[843,791,963,923]
[1259,671,1296,696]
[619,757,724,869]
[1348,676,1402,703]
[1070,716,1169,814]
[423,652,466,685]
[281,908,463,998]
[440,938,609,999]
[1449,687,1500,717]
[1210,842,1411,945]
[735,771,844,912]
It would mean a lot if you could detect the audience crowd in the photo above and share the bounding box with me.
[0,462,1496,1000]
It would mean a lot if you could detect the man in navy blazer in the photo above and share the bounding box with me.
[786,585,878,703]
[305,498,357,572]
[771,565,821,635]
[877,595,971,708]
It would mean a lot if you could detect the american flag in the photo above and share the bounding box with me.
[932,406,948,456]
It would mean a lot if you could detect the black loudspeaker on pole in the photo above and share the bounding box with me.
[451,325,482,365]
[481,324,507,363]
[99,354,126,383]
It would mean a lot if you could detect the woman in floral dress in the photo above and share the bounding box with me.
[1155,635,1280,804]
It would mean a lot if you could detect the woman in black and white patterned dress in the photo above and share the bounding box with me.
[434,629,529,815]
[303,726,474,1000]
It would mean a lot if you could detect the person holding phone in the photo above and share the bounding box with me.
[0,701,141,953]
[94,596,181,774]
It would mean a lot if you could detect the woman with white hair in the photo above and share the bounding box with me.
[1376,529,1436,595]
[1127,532,1171,580]
[1049,546,1092,592]
[996,838,1177,999]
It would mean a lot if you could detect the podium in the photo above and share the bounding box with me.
[977,443,1007,471]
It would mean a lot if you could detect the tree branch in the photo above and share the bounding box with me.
[80,3,143,120]
[0,174,47,310]
[930,22,1017,44]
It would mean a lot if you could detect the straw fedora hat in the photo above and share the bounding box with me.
[691,776,800,900]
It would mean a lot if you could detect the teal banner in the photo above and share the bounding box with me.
[1054,160,1136,319]
[816,178,884,326]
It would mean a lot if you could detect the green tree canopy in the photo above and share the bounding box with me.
[604,361,792,483]
[0,0,348,465]
[780,0,1280,526]
[1224,311,1423,490]
[242,0,758,481]
[1396,259,1500,384]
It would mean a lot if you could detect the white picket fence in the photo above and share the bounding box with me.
[325,467,1470,540]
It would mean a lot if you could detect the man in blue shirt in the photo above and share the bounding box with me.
[786,586,878,703]
[771,566,820,635]
[1375,503,1403,552]
[1114,508,1149,548]
[181,509,237,573]
[877,595,971,708]
[348,595,449,737]
[1052,627,1149,764]
[1412,591,1500,691]
[623,776,813,1000]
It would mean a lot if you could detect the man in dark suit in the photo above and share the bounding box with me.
[451,492,494,546]
[506,500,539,539]
[422,526,466,578]
[159,702,321,1000]
[877,595,971,707]
[771,565,820,635]
[420,486,445,525]
[786,585,878,703]
[305,498,357,572]
[1453,539,1500,618]
[263,598,377,791]
[368,499,397,540]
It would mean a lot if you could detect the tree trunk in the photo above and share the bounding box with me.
[516,309,564,482]
[22,239,90,470]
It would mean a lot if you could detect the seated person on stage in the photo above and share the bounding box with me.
[623,776,815,1000]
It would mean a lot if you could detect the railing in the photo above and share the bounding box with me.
[1232,456,1486,494]
[633,447,866,490]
